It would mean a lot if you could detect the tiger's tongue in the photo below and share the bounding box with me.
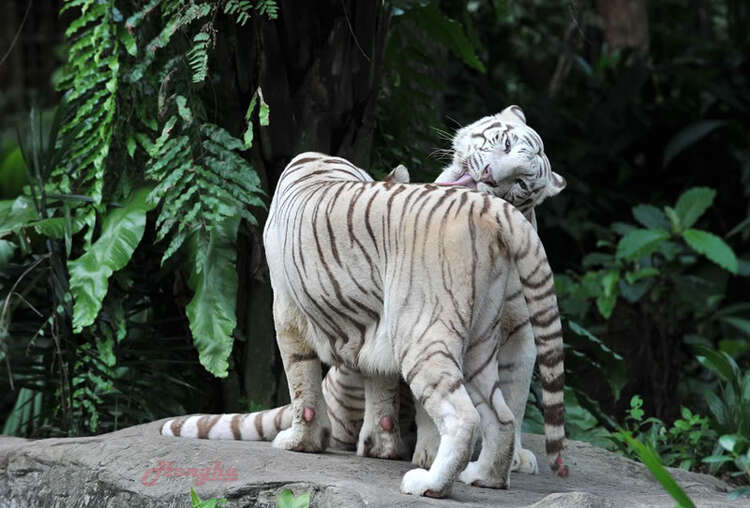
[436,173,477,189]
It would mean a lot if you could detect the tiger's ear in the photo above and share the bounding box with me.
[546,171,566,197]
[386,164,410,184]
[498,105,526,124]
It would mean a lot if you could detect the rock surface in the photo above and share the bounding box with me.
[0,420,733,507]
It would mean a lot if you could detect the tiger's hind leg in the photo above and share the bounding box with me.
[458,338,516,489]
[399,335,480,497]
[498,275,539,474]
[498,321,538,474]
[357,374,402,459]
[411,398,439,468]
[271,298,331,453]
[323,366,365,450]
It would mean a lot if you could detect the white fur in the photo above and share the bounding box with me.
[178,417,200,439]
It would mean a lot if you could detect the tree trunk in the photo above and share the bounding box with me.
[217,1,391,409]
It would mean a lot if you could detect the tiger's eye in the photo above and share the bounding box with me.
[505,138,511,153]
[516,178,528,191]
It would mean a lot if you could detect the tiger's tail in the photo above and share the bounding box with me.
[160,405,292,441]
[500,201,569,478]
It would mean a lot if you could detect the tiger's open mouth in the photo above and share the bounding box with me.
[436,165,495,189]
[436,172,477,189]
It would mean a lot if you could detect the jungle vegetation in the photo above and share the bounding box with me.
[0,0,748,498]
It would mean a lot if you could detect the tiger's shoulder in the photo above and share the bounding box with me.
[279,152,373,186]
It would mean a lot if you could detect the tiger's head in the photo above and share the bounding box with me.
[435,105,566,213]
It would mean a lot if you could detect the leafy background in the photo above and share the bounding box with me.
[1,0,749,500]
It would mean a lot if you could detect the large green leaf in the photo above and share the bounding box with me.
[0,147,28,199]
[0,239,15,269]
[682,228,738,274]
[674,187,716,231]
[632,204,670,230]
[1,388,43,436]
[616,228,670,261]
[721,316,750,337]
[185,216,240,378]
[596,269,620,319]
[663,120,726,168]
[0,196,38,236]
[68,187,153,332]
[693,345,741,383]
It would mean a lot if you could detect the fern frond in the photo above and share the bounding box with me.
[224,0,278,25]
[255,0,278,20]
[55,0,121,207]
[187,32,211,83]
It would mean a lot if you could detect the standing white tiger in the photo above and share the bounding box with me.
[160,106,567,484]
[256,152,567,496]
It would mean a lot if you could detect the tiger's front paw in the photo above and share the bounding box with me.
[458,461,508,489]
[511,447,538,474]
[272,422,330,453]
[357,416,402,459]
[400,468,451,498]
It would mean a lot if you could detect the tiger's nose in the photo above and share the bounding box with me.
[480,165,495,185]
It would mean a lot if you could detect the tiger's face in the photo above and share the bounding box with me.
[436,106,566,213]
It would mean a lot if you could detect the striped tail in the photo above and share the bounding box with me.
[501,202,569,478]
[160,405,292,441]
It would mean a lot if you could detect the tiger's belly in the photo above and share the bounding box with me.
[301,307,397,375]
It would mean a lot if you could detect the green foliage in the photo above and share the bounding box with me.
[611,396,717,472]
[185,217,240,377]
[682,230,738,274]
[54,0,122,245]
[63,0,267,377]
[694,346,750,443]
[616,229,670,263]
[566,320,626,399]
[374,2,485,178]
[405,2,485,73]
[550,184,748,489]
[1,0,275,437]
[615,431,696,508]
[0,144,28,199]
[190,487,227,508]
[0,196,38,236]
[558,187,739,322]
[225,0,278,25]
[673,188,718,232]
[2,388,42,436]
[704,435,750,500]
[68,187,153,332]
[276,489,311,508]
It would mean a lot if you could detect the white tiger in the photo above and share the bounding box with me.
[161,107,568,492]
[259,151,567,496]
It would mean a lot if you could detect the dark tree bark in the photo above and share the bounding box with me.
[216,1,391,408]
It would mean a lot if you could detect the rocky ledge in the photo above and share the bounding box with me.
[0,420,733,507]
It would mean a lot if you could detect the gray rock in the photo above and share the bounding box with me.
[0,421,733,507]
[527,492,614,508]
